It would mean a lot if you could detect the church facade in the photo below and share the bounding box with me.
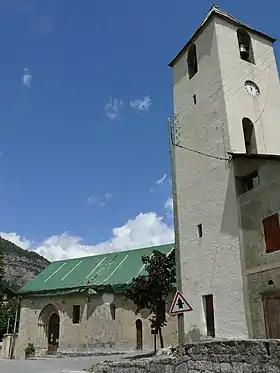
[14,244,177,359]
[13,6,280,359]
[171,6,280,341]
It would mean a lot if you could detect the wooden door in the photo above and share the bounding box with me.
[48,313,60,354]
[135,319,143,350]
[263,294,280,338]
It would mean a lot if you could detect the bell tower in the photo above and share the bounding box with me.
[214,9,280,156]
[170,6,280,341]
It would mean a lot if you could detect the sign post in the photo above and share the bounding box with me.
[169,291,193,316]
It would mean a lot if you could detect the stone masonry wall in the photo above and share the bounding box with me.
[15,292,178,359]
[88,340,280,372]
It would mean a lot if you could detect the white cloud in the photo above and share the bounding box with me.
[0,232,31,251]
[165,197,173,213]
[87,195,97,205]
[100,193,113,207]
[22,68,32,87]
[105,98,124,120]
[0,212,174,261]
[87,193,113,207]
[130,95,152,113]
[156,174,167,185]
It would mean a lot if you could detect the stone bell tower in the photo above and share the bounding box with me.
[170,6,280,341]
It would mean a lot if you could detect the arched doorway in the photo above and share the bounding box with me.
[37,304,60,355]
[135,319,143,350]
[48,313,60,354]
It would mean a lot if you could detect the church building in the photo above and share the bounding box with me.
[13,244,177,359]
[171,6,280,341]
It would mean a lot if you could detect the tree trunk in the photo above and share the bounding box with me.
[159,328,164,348]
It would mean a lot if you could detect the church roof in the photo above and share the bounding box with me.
[18,243,174,297]
[169,5,276,67]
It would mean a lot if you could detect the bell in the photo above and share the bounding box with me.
[240,44,249,60]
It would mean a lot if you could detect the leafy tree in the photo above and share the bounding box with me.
[125,249,176,350]
[0,298,19,340]
[0,247,20,341]
[0,248,4,283]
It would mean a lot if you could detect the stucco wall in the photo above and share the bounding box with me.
[236,157,280,338]
[15,292,177,359]
[172,18,248,340]
[215,18,280,156]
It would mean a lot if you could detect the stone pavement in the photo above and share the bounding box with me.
[0,353,138,373]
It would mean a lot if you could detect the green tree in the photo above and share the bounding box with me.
[125,249,176,351]
[0,298,18,340]
[0,248,4,283]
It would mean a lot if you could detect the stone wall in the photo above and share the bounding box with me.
[15,292,177,359]
[236,157,280,339]
[88,340,280,372]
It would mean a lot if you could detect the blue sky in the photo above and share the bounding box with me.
[0,0,279,260]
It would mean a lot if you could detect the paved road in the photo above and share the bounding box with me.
[0,353,136,373]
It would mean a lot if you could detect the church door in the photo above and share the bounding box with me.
[48,313,60,354]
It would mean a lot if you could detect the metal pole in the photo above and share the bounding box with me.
[13,298,19,334]
[168,116,185,346]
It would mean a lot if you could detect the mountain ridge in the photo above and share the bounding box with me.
[0,236,49,291]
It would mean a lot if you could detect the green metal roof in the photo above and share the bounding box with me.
[19,243,174,296]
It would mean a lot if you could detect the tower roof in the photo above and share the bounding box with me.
[169,5,276,67]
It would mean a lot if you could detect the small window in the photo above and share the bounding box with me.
[72,305,80,324]
[242,118,257,154]
[236,170,259,195]
[262,214,280,253]
[203,294,215,338]
[237,28,255,64]
[197,224,203,238]
[193,94,197,105]
[187,44,198,79]
[110,303,116,320]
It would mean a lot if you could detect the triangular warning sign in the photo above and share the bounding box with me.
[169,290,193,315]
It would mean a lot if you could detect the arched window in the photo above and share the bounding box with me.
[187,44,198,79]
[237,28,254,64]
[242,118,257,154]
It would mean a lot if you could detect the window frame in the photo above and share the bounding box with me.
[72,305,81,324]
[262,213,280,254]
[110,303,116,320]
[187,44,198,79]
[236,170,259,195]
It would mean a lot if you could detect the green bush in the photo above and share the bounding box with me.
[24,342,35,356]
